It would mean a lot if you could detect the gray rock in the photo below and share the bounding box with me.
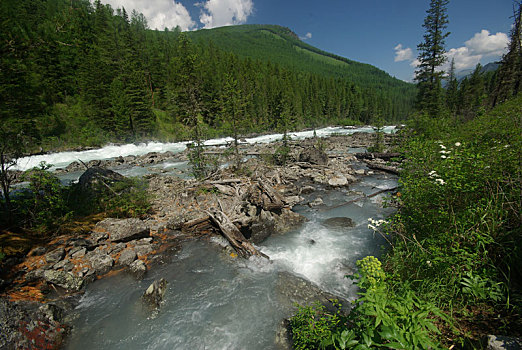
[87,252,114,275]
[328,174,348,187]
[95,218,150,243]
[28,246,47,256]
[38,303,64,323]
[322,217,355,228]
[249,210,276,244]
[43,270,84,291]
[108,242,126,255]
[275,271,349,314]
[283,195,303,207]
[53,259,74,271]
[78,166,124,193]
[299,147,328,165]
[299,185,315,195]
[134,243,153,257]
[45,247,66,264]
[71,247,87,258]
[90,231,108,244]
[25,268,45,282]
[274,209,307,234]
[129,259,147,279]
[118,249,137,266]
[308,197,324,207]
[275,319,292,350]
[487,335,522,350]
[142,278,168,308]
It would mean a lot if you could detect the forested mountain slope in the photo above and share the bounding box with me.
[0,0,416,150]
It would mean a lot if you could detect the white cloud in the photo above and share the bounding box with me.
[198,0,254,29]
[465,30,509,56]
[300,32,312,40]
[394,44,413,62]
[100,0,196,31]
[445,47,481,70]
[443,29,509,71]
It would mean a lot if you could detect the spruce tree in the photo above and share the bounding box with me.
[445,58,459,116]
[415,0,450,117]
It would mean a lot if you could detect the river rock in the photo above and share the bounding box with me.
[487,335,522,350]
[86,252,114,275]
[142,278,168,308]
[275,319,292,350]
[322,217,355,228]
[308,197,323,207]
[249,209,276,244]
[299,147,328,165]
[299,185,315,195]
[45,247,65,264]
[44,270,84,291]
[95,218,150,243]
[328,174,348,187]
[274,208,307,233]
[275,271,349,314]
[118,248,137,266]
[130,259,147,279]
[77,166,125,193]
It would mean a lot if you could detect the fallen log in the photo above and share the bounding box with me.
[206,209,269,259]
[364,161,400,175]
[256,178,284,211]
[181,215,214,234]
[354,152,401,161]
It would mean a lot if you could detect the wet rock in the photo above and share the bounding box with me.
[249,209,276,244]
[95,218,150,243]
[328,174,348,187]
[275,271,349,314]
[299,147,328,165]
[275,319,292,350]
[118,248,137,266]
[87,252,114,275]
[299,185,315,195]
[129,259,147,279]
[322,217,355,228]
[274,209,307,234]
[487,335,522,350]
[308,197,323,207]
[45,247,65,264]
[44,270,84,291]
[142,278,168,308]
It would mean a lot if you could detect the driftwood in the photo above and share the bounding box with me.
[181,215,214,234]
[255,178,284,211]
[354,152,401,161]
[364,161,400,175]
[206,210,269,259]
[324,187,398,211]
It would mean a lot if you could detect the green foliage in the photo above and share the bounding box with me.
[289,257,446,350]
[100,177,152,218]
[289,302,346,350]
[18,162,71,233]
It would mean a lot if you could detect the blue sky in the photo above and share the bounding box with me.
[101,0,515,81]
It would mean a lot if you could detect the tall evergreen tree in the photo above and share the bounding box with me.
[492,3,522,106]
[415,0,450,117]
[445,58,459,115]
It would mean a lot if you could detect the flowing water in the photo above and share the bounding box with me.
[64,173,397,350]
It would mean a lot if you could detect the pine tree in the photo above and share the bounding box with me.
[415,0,450,117]
[492,3,522,106]
[445,58,459,116]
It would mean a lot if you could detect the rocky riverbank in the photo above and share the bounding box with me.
[0,132,400,349]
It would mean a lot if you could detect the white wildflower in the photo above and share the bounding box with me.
[435,178,445,185]
[455,142,461,147]
[504,145,510,148]
[427,260,432,267]
[439,144,446,149]
[441,155,447,159]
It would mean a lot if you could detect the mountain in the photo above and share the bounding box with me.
[187,24,414,92]
[456,62,500,81]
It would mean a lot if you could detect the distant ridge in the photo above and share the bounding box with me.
[188,24,414,91]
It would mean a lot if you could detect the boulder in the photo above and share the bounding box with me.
[77,166,125,194]
[118,249,137,266]
[43,270,84,291]
[95,218,150,243]
[248,210,276,244]
[86,252,114,275]
[299,147,328,165]
[322,217,355,228]
[274,209,307,234]
[129,259,147,279]
[328,174,348,187]
[142,278,168,308]
[45,247,65,264]
[308,197,323,207]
